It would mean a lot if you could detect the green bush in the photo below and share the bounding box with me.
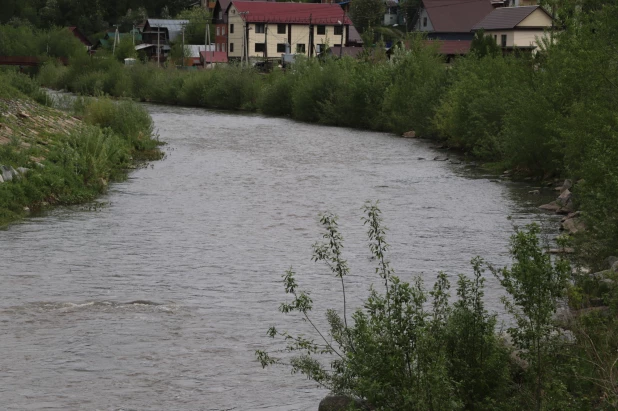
[203,66,261,110]
[0,68,49,104]
[256,206,570,410]
[383,41,447,136]
[38,61,70,89]
[178,70,213,107]
[258,69,295,116]
[79,97,156,152]
[433,55,527,159]
[318,58,391,130]
[291,58,337,122]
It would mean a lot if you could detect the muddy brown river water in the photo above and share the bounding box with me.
[0,104,561,410]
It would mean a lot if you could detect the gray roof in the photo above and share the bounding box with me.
[146,19,190,30]
[145,19,190,42]
[472,6,547,30]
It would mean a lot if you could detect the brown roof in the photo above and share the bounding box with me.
[215,0,276,23]
[230,2,352,25]
[200,51,229,63]
[423,0,493,32]
[472,5,547,30]
[328,46,364,58]
[424,39,471,54]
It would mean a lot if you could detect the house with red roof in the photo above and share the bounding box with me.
[200,50,229,66]
[226,1,354,62]
[212,0,277,54]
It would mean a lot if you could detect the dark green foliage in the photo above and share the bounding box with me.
[382,41,447,135]
[470,29,501,58]
[349,0,385,34]
[491,224,571,410]
[445,259,512,409]
[258,69,294,116]
[433,55,529,159]
[256,204,532,410]
[0,24,84,58]
[175,6,214,45]
[0,0,196,36]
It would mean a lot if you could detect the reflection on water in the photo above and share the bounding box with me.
[0,105,560,410]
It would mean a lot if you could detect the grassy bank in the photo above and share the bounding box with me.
[0,69,163,226]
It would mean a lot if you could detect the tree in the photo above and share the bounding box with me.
[349,0,385,34]
[39,0,61,29]
[256,203,512,410]
[114,36,137,62]
[470,29,501,58]
[490,224,570,411]
[175,6,213,45]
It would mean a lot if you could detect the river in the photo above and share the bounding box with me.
[0,105,560,410]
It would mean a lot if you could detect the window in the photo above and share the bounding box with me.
[223,43,226,52]
[423,17,427,27]
[255,43,265,52]
[316,25,326,35]
[277,43,287,53]
[494,34,497,41]
[255,23,265,33]
[316,44,325,53]
[222,27,226,35]
[334,25,343,35]
[501,34,507,47]
[218,11,222,20]
[296,43,306,53]
[216,27,220,36]
[277,24,286,34]
[230,24,234,34]
[230,43,234,52]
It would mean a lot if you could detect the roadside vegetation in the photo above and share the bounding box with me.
[0,68,162,226]
[257,203,618,410]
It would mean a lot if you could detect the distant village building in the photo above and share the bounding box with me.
[383,0,399,26]
[212,0,277,54]
[472,5,553,52]
[94,29,141,50]
[140,19,189,62]
[226,1,355,62]
[67,27,93,51]
[415,0,494,40]
[200,50,229,66]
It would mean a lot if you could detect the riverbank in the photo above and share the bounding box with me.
[0,70,163,226]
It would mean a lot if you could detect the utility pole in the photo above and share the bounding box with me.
[182,24,186,68]
[239,11,250,67]
[245,23,250,67]
[157,25,161,67]
[339,9,345,58]
[113,25,120,55]
[308,14,313,57]
[264,23,268,62]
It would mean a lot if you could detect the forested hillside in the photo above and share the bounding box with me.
[0,0,197,36]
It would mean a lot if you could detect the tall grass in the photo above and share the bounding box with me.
[0,70,162,225]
